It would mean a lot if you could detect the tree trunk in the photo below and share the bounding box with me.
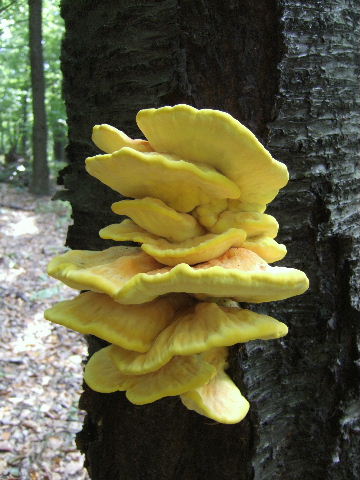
[59,0,360,478]
[19,91,29,157]
[53,131,66,162]
[29,0,49,195]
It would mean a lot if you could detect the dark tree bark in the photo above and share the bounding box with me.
[19,92,29,157]
[53,131,66,162]
[59,0,360,478]
[28,0,49,195]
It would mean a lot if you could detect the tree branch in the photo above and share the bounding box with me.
[0,0,19,14]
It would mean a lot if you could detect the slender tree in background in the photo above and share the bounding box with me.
[28,0,49,194]
[0,0,65,171]
[59,0,360,478]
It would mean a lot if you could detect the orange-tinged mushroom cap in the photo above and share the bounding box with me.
[84,345,216,405]
[136,105,289,209]
[180,347,250,424]
[47,246,309,304]
[85,147,240,213]
[92,124,153,153]
[44,292,193,352]
[180,369,250,424]
[99,219,247,266]
[109,303,288,375]
[111,197,205,242]
[84,345,135,393]
[47,245,162,296]
[126,354,215,406]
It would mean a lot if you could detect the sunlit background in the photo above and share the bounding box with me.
[0,1,89,478]
[0,0,66,186]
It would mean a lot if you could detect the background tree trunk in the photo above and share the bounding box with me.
[29,0,49,195]
[53,130,66,163]
[59,0,360,478]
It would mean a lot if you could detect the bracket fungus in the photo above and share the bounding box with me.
[111,197,205,242]
[46,104,309,424]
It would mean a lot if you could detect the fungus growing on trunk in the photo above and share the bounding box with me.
[136,105,289,210]
[85,147,240,213]
[45,292,194,352]
[48,246,307,304]
[112,197,205,242]
[46,104,309,424]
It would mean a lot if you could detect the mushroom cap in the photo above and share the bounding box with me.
[242,236,287,263]
[136,105,289,209]
[85,147,240,213]
[192,199,229,229]
[47,245,162,294]
[180,347,250,424]
[47,246,309,305]
[44,292,193,352]
[180,369,250,424]
[92,124,153,153]
[196,208,279,238]
[111,197,205,242]
[180,347,249,423]
[99,219,247,266]
[109,303,288,375]
[84,345,216,404]
[193,198,268,230]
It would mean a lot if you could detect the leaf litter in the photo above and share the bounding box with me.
[0,183,89,480]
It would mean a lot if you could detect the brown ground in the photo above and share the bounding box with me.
[0,183,89,480]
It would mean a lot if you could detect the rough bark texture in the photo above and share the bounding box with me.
[28,0,49,195]
[59,0,360,478]
[243,2,360,478]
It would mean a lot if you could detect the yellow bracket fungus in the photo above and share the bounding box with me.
[99,219,247,266]
[112,197,205,242]
[47,245,162,294]
[136,104,289,210]
[45,292,194,352]
[242,236,287,263]
[180,347,250,424]
[85,147,240,213]
[45,104,309,425]
[180,369,250,424]
[109,303,287,375]
[84,345,216,405]
[92,124,153,153]
[48,246,308,305]
[203,211,279,238]
[193,200,276,234]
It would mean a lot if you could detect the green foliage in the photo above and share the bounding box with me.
[0,0,66,180]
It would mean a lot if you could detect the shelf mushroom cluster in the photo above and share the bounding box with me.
[46,105,309,424]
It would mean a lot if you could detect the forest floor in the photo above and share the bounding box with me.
[0,183,89,480]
